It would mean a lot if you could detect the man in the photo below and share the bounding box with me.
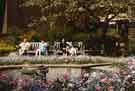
[19,38,30,55]
[60,38,67,55]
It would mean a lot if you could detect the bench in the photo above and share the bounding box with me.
[27,42,41,55]
[53,41,85,55]
[21,41,85,56]
[27,42,53,55]
[9,42,42,56]
[27,42,61,55]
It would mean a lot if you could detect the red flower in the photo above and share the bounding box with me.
[47,79,52,84]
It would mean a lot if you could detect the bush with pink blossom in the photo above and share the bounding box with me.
[0,57,135,91]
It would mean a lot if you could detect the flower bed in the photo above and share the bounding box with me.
[0,56,110,66]
[0,57,135,91]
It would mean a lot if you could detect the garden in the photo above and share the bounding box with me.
[1,0,134,56]
[0,0,135,91]
[0,57,135,91]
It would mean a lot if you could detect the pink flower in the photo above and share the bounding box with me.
[100,77,108,83]
[108,86,113,90]
[127,59,134,65]
[10,80,17,86]
[0,74,8,80]
[47,79,53,84]
[63,73,69,80]
[95,85,101,90]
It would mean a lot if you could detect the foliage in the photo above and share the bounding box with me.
[72,32,90,41]
[18,0,135,35]
[2,0,132,55]
[20,30,41,41]
[0,42,16,53]
[129,40,135,54]
[0,0,5,33]
[5,0,133,48]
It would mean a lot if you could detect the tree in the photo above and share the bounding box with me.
[0,0,6,34]
[2,0,7,34]
[19,0,134,35]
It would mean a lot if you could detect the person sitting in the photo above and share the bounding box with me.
[66,42,77,56]
[18,38,30,55]
[35,40,48,56]
[60,38,67,56]
[68,46,77,56]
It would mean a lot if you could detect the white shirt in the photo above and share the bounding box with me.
[19,42,30,50]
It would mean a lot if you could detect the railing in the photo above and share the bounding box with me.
[30,42,40,50]
[53,41,84,50]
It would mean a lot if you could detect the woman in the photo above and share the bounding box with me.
[35,40,48,56]
[19,38,30,55]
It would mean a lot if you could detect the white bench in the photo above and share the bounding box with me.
[27,42,55,55]
[53,41,85,55]
[23,41,85,55]
[27,42,41,55]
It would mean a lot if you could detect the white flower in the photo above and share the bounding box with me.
[117,79,121,82]
[91,72,97,78]
[86,79,92,83]
[127,75,131,78]
[99,72,105,76]
[84,73,89,77]
[82,88,88,91]
[132,71,135,74]
[68,83,74,87]
[132,81,135,84]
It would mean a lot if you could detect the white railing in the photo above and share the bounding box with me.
[30,42,40,50]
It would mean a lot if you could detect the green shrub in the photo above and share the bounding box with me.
[129,40,135,53]
[72,32,90,41]
[0,42,16,52]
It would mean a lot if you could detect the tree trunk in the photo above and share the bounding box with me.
[0,0,5,33]
[102,21,109,36]
[2,0,7,34]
